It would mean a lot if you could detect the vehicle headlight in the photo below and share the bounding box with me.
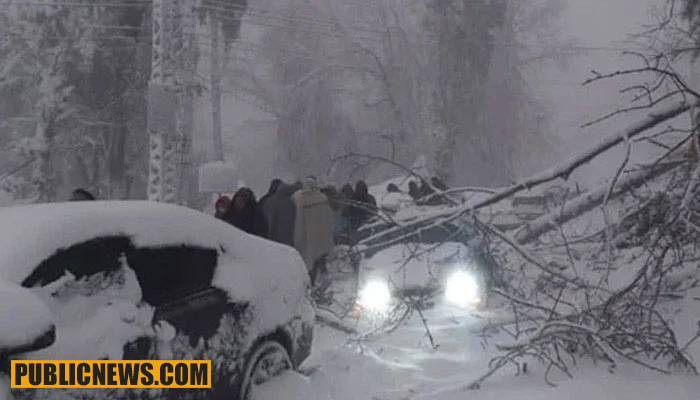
[357,279,392,313]
[445,270,481,308]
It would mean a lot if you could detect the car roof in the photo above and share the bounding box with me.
[0,200,310,336]
[0,201,220,281]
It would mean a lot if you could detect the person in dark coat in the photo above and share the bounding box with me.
[70,188,96,201]
[349,180,377,229]
[340,184,354,200]
[290,181,303,194]
[431,176,449,192]
[259,179,282,211]
[214,196,231,220]
[224,188,268,238]
[408,180,421,201]
[422,176,450,205]
[333,184,355,244]
[320,185,340,211]
[265,183,297,246]
[418,179,435,199]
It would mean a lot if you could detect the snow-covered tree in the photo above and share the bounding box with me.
[0,6,89,202]
[0,1,152,202]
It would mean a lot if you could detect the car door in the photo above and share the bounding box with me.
[126,245,233,345]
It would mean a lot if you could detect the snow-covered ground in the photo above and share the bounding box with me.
[254,264,700,400]
[254,299,700,400]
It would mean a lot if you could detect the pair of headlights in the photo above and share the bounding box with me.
[356,270,482,314]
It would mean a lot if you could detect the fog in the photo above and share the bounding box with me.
[0,0,694,204]
[206,0,670,195]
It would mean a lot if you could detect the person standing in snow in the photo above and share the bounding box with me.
[265,182,297,246]
[349,180,377,230]
[224,187,268,238]
[333,184,355,245]
[431,176,449,192]
[292,176,335,284]
[214,195,231,220]
[259,179,282,214]
[421,176,450,205]
[408,180,421,201]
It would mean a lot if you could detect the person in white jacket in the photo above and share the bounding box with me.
[292,176,335,284]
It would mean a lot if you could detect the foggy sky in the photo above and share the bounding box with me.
[219,0,671,191]
[535,0,670,187]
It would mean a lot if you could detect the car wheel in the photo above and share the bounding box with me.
[238,340,292,400]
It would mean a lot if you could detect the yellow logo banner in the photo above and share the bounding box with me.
[10,360,212,389]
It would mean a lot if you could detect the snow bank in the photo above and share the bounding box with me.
[299,303,700,400]
[0,281,53,352]
[0,201,309,337]
[252,371,332,400]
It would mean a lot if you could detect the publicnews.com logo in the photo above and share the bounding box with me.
[10,360,212,389]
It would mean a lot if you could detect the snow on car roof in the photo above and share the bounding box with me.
[0,201,309,334]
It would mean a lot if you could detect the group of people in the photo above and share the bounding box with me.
[67,175,447,284]
[214,177,379,283]
[407,176,450,205]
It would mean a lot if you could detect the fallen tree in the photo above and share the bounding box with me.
[360,101,694,248]
[514,161,680,244]
[347,99,700,389]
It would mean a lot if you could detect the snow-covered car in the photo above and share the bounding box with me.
[0,201,314,400]
[355,241,491,315]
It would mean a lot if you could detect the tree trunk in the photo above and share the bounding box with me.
[210,16,224,162]
[147,0,177,202]
[33,120,55,203]
[109,104,128,199]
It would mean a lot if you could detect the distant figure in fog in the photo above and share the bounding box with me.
[259,179,282,212]
[265,182,297,246]
[422,176,451,205]
[321,185,348,244]
[418,179,435,199]
[431,176,449,192]
[334,184,355,244]
[70,188,96,201]
[320,185,339,209]
[386,183,401,193]
[293,176,335,284]
[340,184,354,200]
[408,180,420,201]
[349,180,377,229]
[291,181,303,194]
[214,196,231,220]
[224,188,268,238]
